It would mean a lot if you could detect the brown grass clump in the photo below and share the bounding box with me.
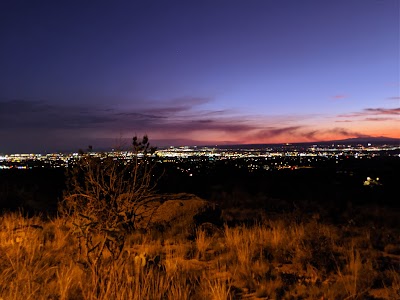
[0,209,399,299]
[195,227,214,260]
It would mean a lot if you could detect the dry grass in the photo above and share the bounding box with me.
[195,228,213,260]
[204,277,233,300]
[0,211,399,299]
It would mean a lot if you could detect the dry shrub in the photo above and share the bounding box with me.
[59,135,158,268]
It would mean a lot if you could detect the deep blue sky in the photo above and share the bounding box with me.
[0,0,399,153]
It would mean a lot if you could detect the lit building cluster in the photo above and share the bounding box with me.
[0,142,398,170]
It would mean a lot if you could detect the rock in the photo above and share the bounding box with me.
[135,193,221,237]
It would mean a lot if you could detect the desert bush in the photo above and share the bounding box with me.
[59,135,158,268]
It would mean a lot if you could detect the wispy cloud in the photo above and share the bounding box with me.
[0,97,248,144]
[0,99,117,129]
[138,97,212,116]
[364,108,400,115]
[115,112,166,119]
[252,126,366,142]
[254,126,302,139]
[0,98,388,152]
[337,107,400,118]
[331,94,347,100]
[364,117,396,122]
[0,99,52,114]
[326,128,367,137]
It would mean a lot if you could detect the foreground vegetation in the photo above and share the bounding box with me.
[0,207,399,300]
[1,138,398,299]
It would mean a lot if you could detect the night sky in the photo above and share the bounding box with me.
[1,0,399,153]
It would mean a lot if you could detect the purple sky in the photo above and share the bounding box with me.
[0,0,399,153]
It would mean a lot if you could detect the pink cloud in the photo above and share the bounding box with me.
[332,94,347,100]
[337,107,400,118]
[364,117,398,122]
[364,108,400,115]
[3,98,396,150]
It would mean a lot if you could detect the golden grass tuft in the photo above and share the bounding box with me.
[0,211,398,299]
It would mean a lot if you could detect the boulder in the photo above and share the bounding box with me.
[135,193,221,237]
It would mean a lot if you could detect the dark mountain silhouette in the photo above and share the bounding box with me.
[327,136,399,144]
[204,136,399,150]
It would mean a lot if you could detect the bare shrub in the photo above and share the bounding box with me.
[59,135,158,268]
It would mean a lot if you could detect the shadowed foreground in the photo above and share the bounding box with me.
[0,200,399,300]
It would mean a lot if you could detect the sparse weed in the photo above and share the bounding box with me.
[196,227,213,260]
[0,210,397,300]
[204,277,233,300]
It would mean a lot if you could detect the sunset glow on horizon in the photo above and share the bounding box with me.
[0,0,399,153]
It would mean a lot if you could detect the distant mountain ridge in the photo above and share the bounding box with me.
[320,136,399,145]
[204,136,400,150]
[5,136,398,155]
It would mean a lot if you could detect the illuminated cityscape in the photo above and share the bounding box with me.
[0,1,398,298]
[1,142,398,171]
